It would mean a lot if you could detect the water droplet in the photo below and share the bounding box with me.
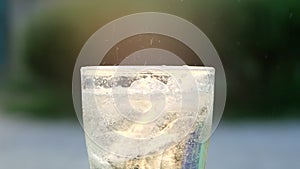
[289,13,293,19]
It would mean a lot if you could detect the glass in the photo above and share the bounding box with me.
[80,66,215,169]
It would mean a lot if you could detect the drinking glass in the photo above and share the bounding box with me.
[80,66,215,169]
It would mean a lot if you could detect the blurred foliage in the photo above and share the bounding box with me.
[0,0,8,73]
[0,74,74,119]
[2,0,300,119]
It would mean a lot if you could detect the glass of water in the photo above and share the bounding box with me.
[80,66,215,169]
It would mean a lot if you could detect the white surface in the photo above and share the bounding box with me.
[0,114,299,169]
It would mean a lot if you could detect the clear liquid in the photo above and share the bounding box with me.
[81,67,214,169]
[86,135,209,169]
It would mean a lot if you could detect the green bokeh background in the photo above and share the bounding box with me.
[1,0,300,120]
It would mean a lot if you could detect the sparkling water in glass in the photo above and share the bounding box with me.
[81,66,215,169]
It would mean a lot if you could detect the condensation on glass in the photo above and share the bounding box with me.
[81,66,215,169]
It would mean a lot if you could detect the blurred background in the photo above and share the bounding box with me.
[0,0,300,169]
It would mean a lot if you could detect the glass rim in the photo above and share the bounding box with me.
[80,65,215,72]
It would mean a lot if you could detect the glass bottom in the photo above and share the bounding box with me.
[87,137,209,169]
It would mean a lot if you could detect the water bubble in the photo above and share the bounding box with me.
[150,38,154,45]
